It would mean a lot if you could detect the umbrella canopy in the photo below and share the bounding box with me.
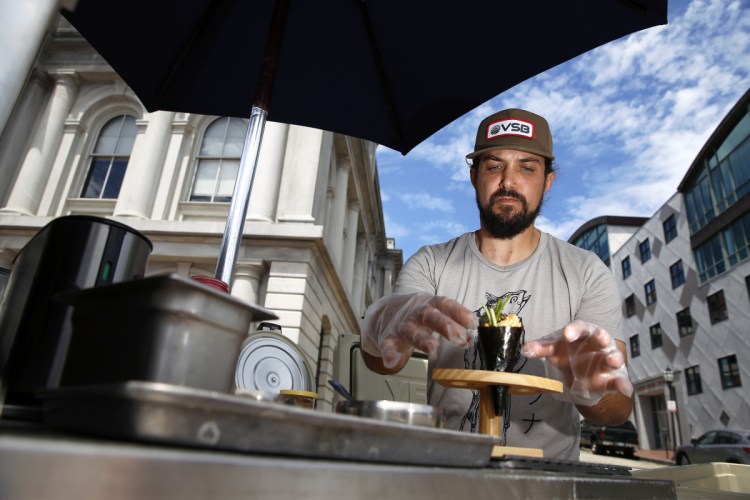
[60,0,668,285]
[62,0,668,156]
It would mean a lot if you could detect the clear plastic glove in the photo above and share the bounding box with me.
[362,293,477,369]
[522,320,634,407]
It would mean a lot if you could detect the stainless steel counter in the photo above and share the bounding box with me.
[0,423,676,500]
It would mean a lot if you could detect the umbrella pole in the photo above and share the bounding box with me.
[214,105,267,286]
[214,0,289,287]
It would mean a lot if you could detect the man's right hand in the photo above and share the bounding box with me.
[361,293,477,372]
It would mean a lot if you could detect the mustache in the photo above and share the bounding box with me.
[489,188,526,205]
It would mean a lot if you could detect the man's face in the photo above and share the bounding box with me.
[470,149,554,239]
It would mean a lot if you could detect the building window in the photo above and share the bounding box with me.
[629,335,640,358]
[572,224,610,266]
[718,354,742,389]
[685,365,703,395]
[189,117,248,202]
[694,203,750,283]
[695,234,727,282]
[676,308,694,337]
[81,115,137,199]
[663,214,678,243]
[625,294,636,317]
[720,212,750,267]
[707,290,728,324]
[645,279,657,306]
[621,256,631,279]
[639,239,651,263]
[650,323,663,349]
[670,260,686,289]
[684,112,750,234]
[685,173,715,234]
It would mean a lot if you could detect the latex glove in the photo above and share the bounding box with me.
[362,293,477,369]
[522,320,633,407]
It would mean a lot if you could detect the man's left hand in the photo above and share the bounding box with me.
[522,320,633,407]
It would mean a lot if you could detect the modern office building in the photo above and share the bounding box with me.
[0,16,402,410]
[571,87,750,452]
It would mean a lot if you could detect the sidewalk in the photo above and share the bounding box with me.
[635,448,676,465]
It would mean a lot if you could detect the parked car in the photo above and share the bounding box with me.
[580,419,639,458]
[675,429,750,465]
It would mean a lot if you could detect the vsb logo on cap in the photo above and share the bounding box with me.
[486,119,534,140]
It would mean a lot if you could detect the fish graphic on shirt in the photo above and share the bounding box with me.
[472,290,530,319]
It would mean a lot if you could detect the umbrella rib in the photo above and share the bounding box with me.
[155,1,226,104]
[357,0,405,150]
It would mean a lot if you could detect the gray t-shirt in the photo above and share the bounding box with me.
[394,231,624,460]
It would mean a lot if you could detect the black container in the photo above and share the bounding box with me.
[0,215,152,411]
[477,324,525,420]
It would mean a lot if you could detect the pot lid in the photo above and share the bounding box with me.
[235,331,313,394]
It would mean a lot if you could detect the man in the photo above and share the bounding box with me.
[361,108,633,461]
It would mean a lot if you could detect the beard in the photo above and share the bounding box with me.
[476,188,543,240]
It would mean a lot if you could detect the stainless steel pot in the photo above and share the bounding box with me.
[60,274,277,393]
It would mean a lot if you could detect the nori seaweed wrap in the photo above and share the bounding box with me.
[477,314,526,440]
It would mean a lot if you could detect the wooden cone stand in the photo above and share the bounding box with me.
[432,369,563,459]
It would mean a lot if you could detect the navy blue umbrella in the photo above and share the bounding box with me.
[62,0,668,284]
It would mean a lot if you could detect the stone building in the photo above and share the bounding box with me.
[0,16,402,411]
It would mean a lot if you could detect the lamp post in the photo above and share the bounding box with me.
[663,367,677,461]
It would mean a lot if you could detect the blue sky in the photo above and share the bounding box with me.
[376,0,750,261]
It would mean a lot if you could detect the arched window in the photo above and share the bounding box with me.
[81,114,137,199]
[190,117,248,202]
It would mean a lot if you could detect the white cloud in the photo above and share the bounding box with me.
[414,220,473,247]
[383,211,409,239]
[399,192,454,213]
[422,219,471,234]
[536,214,586,242]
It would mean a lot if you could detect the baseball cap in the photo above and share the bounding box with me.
[466,108,554,161]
